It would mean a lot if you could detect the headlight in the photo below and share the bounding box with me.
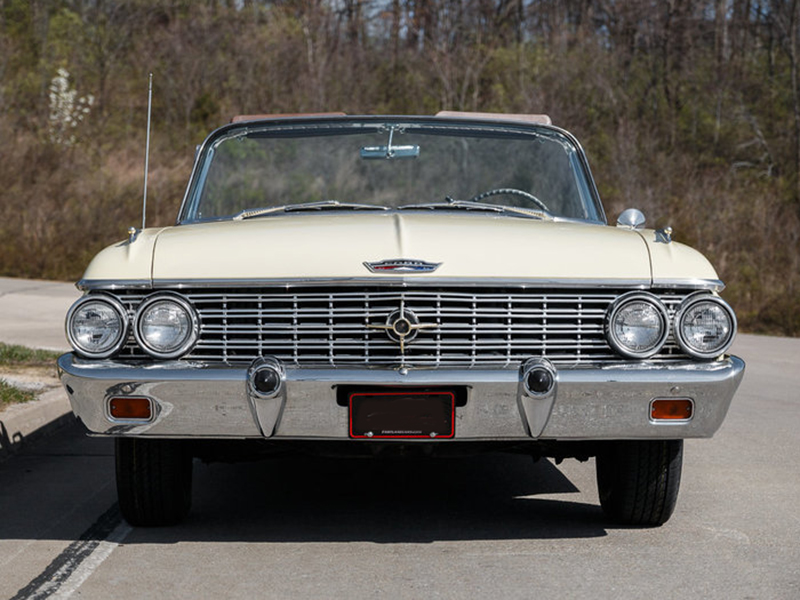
[675,295,736,359]
[606,292,670,359]
[134,295,198,359]
[66,296,128,358]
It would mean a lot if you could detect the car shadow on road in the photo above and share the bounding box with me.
[130,453,608,544]
[0,423,609,545]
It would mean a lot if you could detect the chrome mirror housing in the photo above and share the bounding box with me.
[616,208,646,230]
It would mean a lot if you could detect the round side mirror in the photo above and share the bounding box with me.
[616,208,646,230]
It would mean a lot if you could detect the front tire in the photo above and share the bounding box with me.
[116,438,193,526]
[596,440,682,527]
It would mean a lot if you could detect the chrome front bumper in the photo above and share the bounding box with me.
[58,353,744,441]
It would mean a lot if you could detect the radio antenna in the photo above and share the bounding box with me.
[141,73,153,230]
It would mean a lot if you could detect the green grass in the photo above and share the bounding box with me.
[0,379,35,409]
[0,343,61,368]
[0,345,59,407]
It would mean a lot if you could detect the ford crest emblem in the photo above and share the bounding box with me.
[364,258,442,273]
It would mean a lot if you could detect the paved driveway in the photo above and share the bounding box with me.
[0,277,81,351]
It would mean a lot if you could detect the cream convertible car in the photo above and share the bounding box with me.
[59,113,744,527]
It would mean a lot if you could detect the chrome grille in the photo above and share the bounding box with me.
[112,287,689,366]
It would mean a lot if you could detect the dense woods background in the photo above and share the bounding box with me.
[0,0,798,334]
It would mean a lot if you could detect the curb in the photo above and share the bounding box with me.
[0,386,75,460]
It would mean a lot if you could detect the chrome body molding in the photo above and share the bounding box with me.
[77,279,152,292]
[652,278,725,292]
[77,277,726,292]
[58,353,744,441]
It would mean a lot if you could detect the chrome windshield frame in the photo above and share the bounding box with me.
[176,115,608,226]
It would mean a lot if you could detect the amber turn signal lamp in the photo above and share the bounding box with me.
[651,399,693,421]
[109,397,152,420]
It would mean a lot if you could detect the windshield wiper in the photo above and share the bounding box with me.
[234,200,388,220]
[399,198,554,221]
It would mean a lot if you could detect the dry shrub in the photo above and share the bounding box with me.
[0,116,186,280]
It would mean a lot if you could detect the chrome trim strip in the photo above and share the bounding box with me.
[78,277,726,292]
[653,279,725,292]
[75,275,725,292]
[152,278,656,289]
[78,279,152,291]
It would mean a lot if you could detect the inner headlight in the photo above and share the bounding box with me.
[675,295,736,359]
[134,295,198,358]
[66,296,128,358]
[606,293,670,359]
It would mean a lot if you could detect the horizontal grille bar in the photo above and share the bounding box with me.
[110,287,690,367]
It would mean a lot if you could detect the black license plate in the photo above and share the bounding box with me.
[349,390,455,439]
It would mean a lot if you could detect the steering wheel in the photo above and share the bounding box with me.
[468,188,550,212]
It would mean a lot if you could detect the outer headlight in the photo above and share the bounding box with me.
[675,294,736,359]
[66,295,128,358]
[134,294,198,359]
[606,292,670,359]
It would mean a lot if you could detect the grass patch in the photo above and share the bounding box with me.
[0,379,35,409]
[0,342,61,368]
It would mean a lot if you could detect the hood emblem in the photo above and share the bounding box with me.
[366,300,438,353]
[364,258,441,273]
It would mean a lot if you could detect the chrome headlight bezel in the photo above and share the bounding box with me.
[133,294,199,359]
[674,294,736,360]
[66,295,129,359]
[605,292,671,360]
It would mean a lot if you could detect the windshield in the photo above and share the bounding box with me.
[181,119,603,223]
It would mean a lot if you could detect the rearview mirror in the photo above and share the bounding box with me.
[360,145,420,160]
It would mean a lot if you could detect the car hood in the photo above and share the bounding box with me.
[81,212,719,286]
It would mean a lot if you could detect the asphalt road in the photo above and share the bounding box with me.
[0,280,798,599]
[0,277,81,351]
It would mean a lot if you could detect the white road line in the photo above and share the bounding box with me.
[0,481,114,573]
[49,521,133,600]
